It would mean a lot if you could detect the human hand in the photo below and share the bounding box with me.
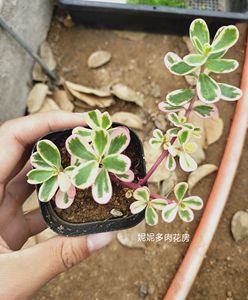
[0,111,113,300]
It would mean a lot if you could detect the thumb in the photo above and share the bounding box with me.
[0,232,113,299]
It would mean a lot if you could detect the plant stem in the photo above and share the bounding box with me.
[139,93,198,186]
[110,175,172,203]
[139,136,176,186]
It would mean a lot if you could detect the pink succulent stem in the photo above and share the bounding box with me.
[139,136,176,186]
[110,175,172,203]
[139,94,198,186]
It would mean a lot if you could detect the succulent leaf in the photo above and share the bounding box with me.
[183,196,203,210]
[174,182,188,201]
[27,169,55,184]
[158,102,183,113]
[164,52,181,69]
[170,61,197,76]
[183,54,207,66]
[166,89,194,106]
[92,129,110,157]
[72,127,92,141]
[30,152,52,170]
[179,152,197,172]
[71,160,99,189]
[107,126,130,155]
[189,19,210,53]
[66,134,97,161]
[130,200,147,214]
[145,206,158,226]
[133,187,150,202]
[193,104,214,117]
[92,168,112,204]
[165,154,176,171]
[178,207,194,222]
[206,59,238,73]
[219,83,243,101]
[197,74,221,103]
[102,154,131,174]
[115,170,135,182]
[211,25,239,53]
[55,189,74,209]
[38,176,58,202]
[37,140,61,170]
[150,199,168,210]
[162,202,178,223]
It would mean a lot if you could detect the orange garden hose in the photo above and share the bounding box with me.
[164,35,248,300]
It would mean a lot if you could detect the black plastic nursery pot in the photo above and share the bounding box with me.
[58,0,248,35]
[34,123,146,236]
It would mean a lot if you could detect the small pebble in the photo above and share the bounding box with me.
[110,209,123,217]
[226,291,233,297]
[231,210,248,242]
[88,50,112,69]
[150,83,161,98]
[139,283,149,298]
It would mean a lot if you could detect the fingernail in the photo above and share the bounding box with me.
[87,232,114,253]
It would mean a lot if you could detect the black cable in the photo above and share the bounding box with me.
[0,16,59,83]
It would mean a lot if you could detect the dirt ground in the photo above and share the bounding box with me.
[34,13,248,300]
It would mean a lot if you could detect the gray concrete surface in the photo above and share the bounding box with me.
[0,0,54,122]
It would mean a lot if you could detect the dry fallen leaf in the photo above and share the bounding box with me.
[188,163,218,192]
[111,83,144,107]
[74,106,85,113]
[32,41,56,82]
[148,182,160,194]
[53,90,74,112]
[40,41,56,71]
[204,117,224,146]
[74,100,90,110]
[65,81,111,97]
[27,83,48,113]
[88,50,112,69]
[160,172,178,197]
[190,145,206,165]
[32,63,47,82]
[188,110,223,148]
[69,89,114,108]
[111,112,144,130]
[38,98,60,113]
[153,114,167,131]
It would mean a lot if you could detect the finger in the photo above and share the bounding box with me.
[24,209,46,237]
[0,236,12,254]
[0,111,85,184]
[0,232,113,299]
[6,161,34,205]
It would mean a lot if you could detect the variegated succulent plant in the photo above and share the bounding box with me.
[27,110,134,207]
[66,110,134,204]
[27,19,242,228]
